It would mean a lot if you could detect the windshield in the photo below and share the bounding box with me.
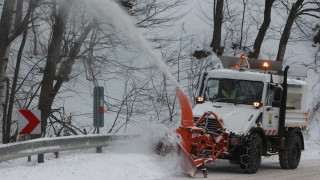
[204,78,264,105]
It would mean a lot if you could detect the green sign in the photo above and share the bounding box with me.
[93,86,104,127]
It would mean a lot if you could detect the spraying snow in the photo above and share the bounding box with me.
[80,1,190,177]
[84,0,178,86]
[102,124,182,178]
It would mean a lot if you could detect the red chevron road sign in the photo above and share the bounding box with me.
[18,110,41,134]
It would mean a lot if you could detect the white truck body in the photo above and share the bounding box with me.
[193,68,308,135]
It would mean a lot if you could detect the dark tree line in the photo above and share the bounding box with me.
[209,0,320,63]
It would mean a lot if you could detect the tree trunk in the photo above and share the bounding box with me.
[38,0,94,136]
[210,0,224,56]
[53,21,95,96]
[0,0,39,143]
[1,77,9,143]
[3,29,28,143]
[31,12,38,56]
[239,0,247,50]
[0,0,17,143]
[38,0,74,135]
[249,0,275,59]
[276,0,303,62]
[14,0,23,31]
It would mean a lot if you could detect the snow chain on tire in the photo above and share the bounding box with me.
[279,134,302,169]
[240,133,262,174]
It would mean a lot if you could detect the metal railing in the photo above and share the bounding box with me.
[0,134,131,163]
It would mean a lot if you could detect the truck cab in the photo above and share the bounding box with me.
[192,55,308,173]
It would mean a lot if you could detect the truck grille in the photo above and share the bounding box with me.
[194,117,221,132]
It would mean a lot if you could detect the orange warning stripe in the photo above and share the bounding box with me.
[264,130,277,136]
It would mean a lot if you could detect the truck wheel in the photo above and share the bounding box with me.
[279,134,301,169]
[240,134,262,174]
[229,159,240,164]
[229,152,241,164]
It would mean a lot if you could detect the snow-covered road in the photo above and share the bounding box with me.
[167,140,320,180]
[0,139,319,180]
[166,158,320,180]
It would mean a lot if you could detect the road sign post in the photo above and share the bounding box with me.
[93,86,104,153]
[18,110,43,163]
[27,135,31,162]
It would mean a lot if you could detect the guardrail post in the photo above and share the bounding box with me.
[38,154,44,163]
[27,135,31,162]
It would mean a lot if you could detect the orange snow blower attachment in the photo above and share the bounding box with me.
[175,87,230,177]
[175,87,194,127]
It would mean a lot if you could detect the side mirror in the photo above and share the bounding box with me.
[272,85,282,107]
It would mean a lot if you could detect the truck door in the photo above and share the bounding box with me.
[263,84,280,136]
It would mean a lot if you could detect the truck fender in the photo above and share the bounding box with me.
[285,128,304,150]
[248,127,268,156]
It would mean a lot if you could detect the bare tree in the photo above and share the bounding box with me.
[0,1,17,125]
[2,29,28,143]
[239,0,248,50]
[0,0,40,143]
[248,0,275,59]
[276,0,320,62]
[210,0,224,56]
[38,0,96,134]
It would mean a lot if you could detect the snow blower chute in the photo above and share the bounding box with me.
[174,87,230,177]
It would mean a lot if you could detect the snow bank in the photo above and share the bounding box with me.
[0,151,177,180]
[1,126,320,179]
[0,124,181,180]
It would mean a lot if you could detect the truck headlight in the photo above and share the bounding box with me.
[195,97,204,104]
[253,102,263,108]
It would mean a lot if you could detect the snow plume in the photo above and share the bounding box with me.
[84,0,178,87]
[110,124,178,155]
[108,124,181,177]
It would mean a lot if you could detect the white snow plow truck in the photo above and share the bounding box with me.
[171,55,308,177]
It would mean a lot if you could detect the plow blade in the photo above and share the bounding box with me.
[176,140,197,177]
[175,87,197,176]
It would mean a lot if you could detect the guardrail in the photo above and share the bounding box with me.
[0,134,132,163]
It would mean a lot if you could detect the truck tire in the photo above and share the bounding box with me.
[240,134,262,174]
[229,159,240,164]
[279,134,301,169]
[229,149,241,164]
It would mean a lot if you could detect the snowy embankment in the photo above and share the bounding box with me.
[0,125,181,180]
[0,151,176,180]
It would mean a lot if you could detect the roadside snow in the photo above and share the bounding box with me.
[1,130,319,180]
[0,124,181,180]
[0,150,177,180]
[302,140,320,160]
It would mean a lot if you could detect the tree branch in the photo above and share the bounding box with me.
[8,0,41,42]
